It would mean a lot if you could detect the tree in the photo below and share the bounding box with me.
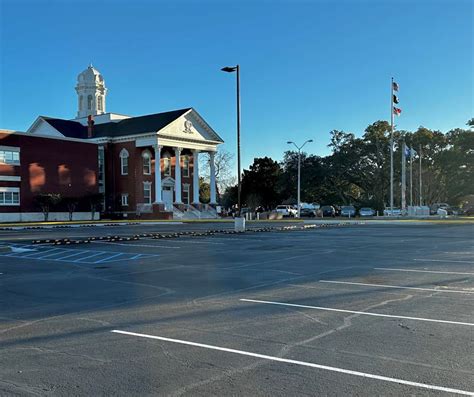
[62,197,79,221]
[280,151,326,205]
[241,157,282,209]
[34,193,62,221]
[467,118,474,129]
[200,149,235,201]
[84,193,103,220]
[199,177,210,204]
[221,185,238,209]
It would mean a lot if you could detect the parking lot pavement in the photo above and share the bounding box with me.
[0,223,473,396]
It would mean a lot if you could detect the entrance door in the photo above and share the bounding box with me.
[163,188,173,211]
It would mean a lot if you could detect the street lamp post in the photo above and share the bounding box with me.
[221,65,241,217]
[287,139,313,218]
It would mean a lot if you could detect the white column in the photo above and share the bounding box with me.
[209,151,217,204]
[174,147,182,203]
[153,144,162,203]
[192,150,200,204]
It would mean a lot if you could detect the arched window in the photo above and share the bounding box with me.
[142,150,151,175]
[120,148,129,175]
[79,95,83,111]
[87,95,93,110]
[183,155,190,177]
[97,95,103,111]
[163,153,171,176]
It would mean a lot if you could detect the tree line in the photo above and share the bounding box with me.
[220,119,473,212]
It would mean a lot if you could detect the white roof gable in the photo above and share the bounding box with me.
[27,117,65,137]
[158,109,224,143]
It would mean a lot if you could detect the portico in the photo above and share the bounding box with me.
[151,143,217,207]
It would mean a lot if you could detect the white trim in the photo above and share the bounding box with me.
[121,193,129,207]
[120,148,129,175]
[143,181,152,204]
[0,146,20,152]
[0,187,20,206]
[183,155,190,177]
[24,118,96,144]
[0,176,21,182]
[142,150,152,175]
[0,187,19,192]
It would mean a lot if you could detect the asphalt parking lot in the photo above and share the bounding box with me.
[1,222,473,396]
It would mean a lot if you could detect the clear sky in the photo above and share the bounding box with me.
[0,0,472,169]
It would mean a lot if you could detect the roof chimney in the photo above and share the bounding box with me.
[87,115,95,138]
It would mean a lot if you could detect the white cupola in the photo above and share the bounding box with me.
[75,64,107,118]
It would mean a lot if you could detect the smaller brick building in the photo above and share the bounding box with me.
[0,129,99,222]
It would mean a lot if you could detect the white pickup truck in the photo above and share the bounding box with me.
[275,205,298,217]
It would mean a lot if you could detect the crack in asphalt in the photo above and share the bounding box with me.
[168,294,415,396]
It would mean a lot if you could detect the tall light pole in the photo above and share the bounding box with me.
[221,65,241,217]
[287,139,313,218]
[390,77,395,216]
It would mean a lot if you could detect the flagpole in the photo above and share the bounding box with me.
[419,144,422,206]
[410,147,414,208]
[390,77,394,215]
[401,141,406,212]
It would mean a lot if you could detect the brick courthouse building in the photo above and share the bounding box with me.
[0,65,224,221]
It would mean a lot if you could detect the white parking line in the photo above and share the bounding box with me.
[34,249,69,259]
[17,248,59,258]
[414,259,474,264]
[240,299,474,327]
[375,267,474,276]
[110,330,474,396]
[94,252,124,263]
[319,280,474,294]
[73,252,104,262]
[54,251,87,261]
[90,241,180,249]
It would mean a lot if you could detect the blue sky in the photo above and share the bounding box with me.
[0,0,472,169]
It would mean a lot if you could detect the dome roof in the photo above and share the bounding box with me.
[77,64,104,83]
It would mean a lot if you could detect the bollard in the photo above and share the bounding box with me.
[234,217,246,232]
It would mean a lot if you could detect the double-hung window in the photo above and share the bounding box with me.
[142,151,151,175]
[121,193,129,207]
[183,155,190,177]
[120,149,129,175]
[163,155,171,176]
[143,182,152,204]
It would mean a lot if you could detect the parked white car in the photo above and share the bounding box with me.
[275,205,298,217]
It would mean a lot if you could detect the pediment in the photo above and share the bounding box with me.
[26,117,65,137]
[162,176,175,187]
[157,109,224,143]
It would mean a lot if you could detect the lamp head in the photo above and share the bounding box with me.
[221,66,237,73]
[287,141,293,144]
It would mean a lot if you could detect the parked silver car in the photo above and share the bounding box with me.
[359,207,375,217]
[340,205,356,217]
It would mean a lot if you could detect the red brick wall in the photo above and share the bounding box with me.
[103,143,195,213]
[0,132,98,212]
